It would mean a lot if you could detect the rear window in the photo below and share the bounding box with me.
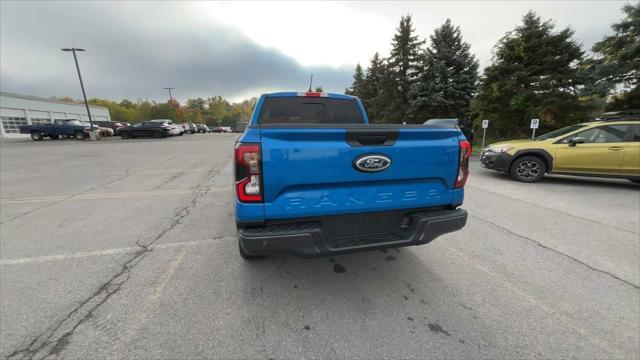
[258,97,364,124]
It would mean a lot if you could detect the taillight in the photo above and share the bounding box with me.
[455,140,471,188]
[235,143,262,202]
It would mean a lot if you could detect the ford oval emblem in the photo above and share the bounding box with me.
[354,154,391,173]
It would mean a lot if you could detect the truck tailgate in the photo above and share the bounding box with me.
[260,125,459,220]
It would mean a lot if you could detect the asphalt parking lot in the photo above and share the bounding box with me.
[1,135,638,359]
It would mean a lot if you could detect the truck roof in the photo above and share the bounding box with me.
[265,92,356,100]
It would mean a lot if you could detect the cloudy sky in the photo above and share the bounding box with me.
[0,1,627,103]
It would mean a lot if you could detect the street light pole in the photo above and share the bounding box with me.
[61,48,93,132]
[164,87,175,120]
[164,87,174,101]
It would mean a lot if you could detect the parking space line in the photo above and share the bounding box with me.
[0,237,235,266]
[0,169,211,178]
[0,187,231,204]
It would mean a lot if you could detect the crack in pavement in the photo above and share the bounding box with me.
[5,164,222,360]
[151,152,184,167]
[470,213,640,290]
[467,184,640,236]
[150,171,184,191]
[0,170,139,226]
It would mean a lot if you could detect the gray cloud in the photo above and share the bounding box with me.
[1,1,626,103]
[0,1,352,102]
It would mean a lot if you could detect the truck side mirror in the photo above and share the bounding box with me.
[569,137,585,147]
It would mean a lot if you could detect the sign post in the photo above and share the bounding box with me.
[530,118,540,139]
[481,119,489,150]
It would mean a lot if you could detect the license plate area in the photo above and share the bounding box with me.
[321,209,408,241]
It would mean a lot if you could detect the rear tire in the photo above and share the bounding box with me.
[510,156,546,183]
[74,131,86,140]
[31,131,43,141]
[152,130,162,138]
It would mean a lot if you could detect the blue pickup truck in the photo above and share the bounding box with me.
[19,119,90,140]
[235,92,470,259]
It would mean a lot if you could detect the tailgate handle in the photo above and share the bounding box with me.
[357,135,387,145]
[346,130,399,147]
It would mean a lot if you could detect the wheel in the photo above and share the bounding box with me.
[152,130,162,138]
[120,131,130,139]
[74,131,86,140]
[49,134,59,140]
[31,131,43,141]
[238,236,262,260]
[510,156,546,183]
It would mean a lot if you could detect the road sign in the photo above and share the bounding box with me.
[530,118,539,139]
[530,118,539,129]
[481,120,489,150]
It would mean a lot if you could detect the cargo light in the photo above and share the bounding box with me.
[235,143,263,202]
[454,140,471,188]
[297,92,329,97]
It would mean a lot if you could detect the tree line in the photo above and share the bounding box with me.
[53,96,257,127]
[345,3,638,138]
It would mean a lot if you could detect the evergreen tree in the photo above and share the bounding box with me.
[591,2,640,110]
[363,53,387,123]
[409,19,479,123]
[346,63,365,97]
[385,15,425,123]
[473,11,594,137]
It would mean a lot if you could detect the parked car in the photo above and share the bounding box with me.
[235,91,469,259]
[81,122,113,137]
[19,119,90,140]
[95,120,125,134]
[196,124,209,133]
[118,121,171,139]
[234,122,248,133]
[149,119,182,136]
[179,123,190,134]
[480,119,640,183]
[188,123,197,134]
[424,119,473,148]
[209,126,225,133]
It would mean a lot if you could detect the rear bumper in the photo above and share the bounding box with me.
[480,151,513,172]
[238,208,467,257]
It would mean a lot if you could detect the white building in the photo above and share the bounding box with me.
[0,92,111,138]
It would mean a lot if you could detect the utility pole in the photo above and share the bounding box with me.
[61,48,94,132]
[164,87,175,120]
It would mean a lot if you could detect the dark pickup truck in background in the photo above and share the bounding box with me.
[19,119,90,140]
[235,92,470,259]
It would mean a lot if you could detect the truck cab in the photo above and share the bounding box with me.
[235,92,469,259]
[19,119,90,140]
